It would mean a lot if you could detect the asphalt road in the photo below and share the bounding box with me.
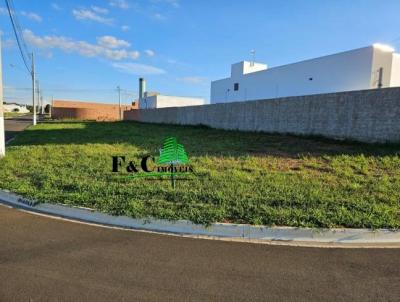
[0,205,399,301]
[4,114,33,141]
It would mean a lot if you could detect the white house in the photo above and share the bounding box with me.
[136,78,206,109]
[211,44,400,104]
[3,103,30,113]
[139,93,205,109]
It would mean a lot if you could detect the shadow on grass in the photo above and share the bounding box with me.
[5,131,20,142]
[9,120,400,158]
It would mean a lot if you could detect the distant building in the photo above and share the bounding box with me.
[52,100,137,121]
[137,78,206,109]
[3,103,30,113]
[211,44,400,104]
[139,92,205,109]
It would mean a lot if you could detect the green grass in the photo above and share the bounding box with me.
[1,121,399,228]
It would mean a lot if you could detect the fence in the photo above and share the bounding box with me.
[52,100,137,121]
[124,87,400,143]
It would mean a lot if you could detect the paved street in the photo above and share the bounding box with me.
[0,205,399,301]
[4,114,33,142]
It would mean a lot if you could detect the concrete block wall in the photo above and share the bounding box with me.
[124,87,400,143]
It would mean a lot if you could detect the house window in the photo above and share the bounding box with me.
[234,83,239,91]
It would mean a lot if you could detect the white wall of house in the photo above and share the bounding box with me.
[139,95,157,109]
[390,53,400,87]
[211,45,400,104]
[139,95,205,109]
[3,104,30,113]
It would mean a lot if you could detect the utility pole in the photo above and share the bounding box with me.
[31,53,36,125]
[40,94,44,115]
[117,86,122,120]
[0,37,5,158]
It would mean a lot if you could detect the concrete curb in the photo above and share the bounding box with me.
[1,189,399,245]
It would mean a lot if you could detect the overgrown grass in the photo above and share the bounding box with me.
[1,121,399,228]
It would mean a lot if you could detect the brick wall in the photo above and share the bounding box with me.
[124,87,400,143]
[52,100,138,121]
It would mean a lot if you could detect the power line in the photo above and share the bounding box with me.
[4,0,37,125]
[4,0,32,75]
[8,0,29,54]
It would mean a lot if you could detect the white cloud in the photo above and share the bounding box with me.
[167,0,180,8]
[51,3,62,11]
[112,62,165,75]
[0,7,8,15]
[72,9,113,25]
[109,0,130,9]
[150,0,180,8]
[153,13,166,20]
[91,6,108,14]
[121,25,130,32]
[40,51,53,59]
[144,49,155,57]
[97,35,130,49]
[21,11,42,22]
[178,76,207,85]
[2,38,15,49]
[23,30,140,61]
[128,51,140,59]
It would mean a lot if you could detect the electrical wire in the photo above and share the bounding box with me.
[4,0,32,74]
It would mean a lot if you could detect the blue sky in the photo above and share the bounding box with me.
[1,0,400,105]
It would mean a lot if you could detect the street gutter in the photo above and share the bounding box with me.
[1,189,399,248]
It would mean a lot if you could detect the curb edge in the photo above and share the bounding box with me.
[1,189,399,247]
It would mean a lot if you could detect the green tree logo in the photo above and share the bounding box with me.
[158,137,189,165]
[115,137,192,188]
[158,137,189,188]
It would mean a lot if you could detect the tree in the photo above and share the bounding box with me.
[44,104,51,114]
[158,137,189,188]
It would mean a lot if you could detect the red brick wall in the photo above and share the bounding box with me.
[52,100,138,121]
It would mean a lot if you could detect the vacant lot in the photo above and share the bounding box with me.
[1,121,399,228]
